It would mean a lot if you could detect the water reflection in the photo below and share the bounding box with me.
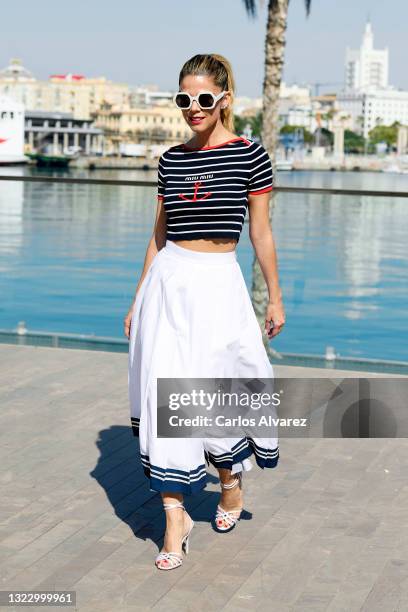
[0,167,407,361]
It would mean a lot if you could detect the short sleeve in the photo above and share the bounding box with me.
[157,155,166,201]
[247,144,274,196]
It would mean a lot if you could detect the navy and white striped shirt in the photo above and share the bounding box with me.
[157,136,273,243]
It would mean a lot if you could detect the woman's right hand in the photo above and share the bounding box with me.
[124,302,135,339]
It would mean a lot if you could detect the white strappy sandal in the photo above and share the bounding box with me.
[214,472,243,533]
[155,500,195,570]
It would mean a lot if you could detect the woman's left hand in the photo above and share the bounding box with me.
[265,299,286,339]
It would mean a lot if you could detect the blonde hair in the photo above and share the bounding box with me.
[178,54,236,132]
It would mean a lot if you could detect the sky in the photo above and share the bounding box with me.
[1,0,407,97]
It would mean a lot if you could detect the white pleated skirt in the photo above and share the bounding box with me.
[128,240,279,495]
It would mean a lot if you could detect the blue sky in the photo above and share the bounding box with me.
[1,0,407,96]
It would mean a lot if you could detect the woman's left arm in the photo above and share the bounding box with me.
[248,192,285,339]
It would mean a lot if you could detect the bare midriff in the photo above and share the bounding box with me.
[172,238,237,253]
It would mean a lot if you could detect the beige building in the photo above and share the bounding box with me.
[92,101,192,153]
[0,58,129,120]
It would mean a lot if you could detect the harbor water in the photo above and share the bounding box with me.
[0,166,407,362]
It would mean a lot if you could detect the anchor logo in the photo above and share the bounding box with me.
[178,181,212,202]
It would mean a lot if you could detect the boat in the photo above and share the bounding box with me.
[0,154,29,165]
[26,141,82,168]
[0,95,29,165]
[26,152,74,168]
[276,158,294,171]
[382,163,404,173]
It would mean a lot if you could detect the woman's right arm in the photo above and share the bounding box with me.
[124,198,167,338]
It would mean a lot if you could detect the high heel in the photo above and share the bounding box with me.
[155,501,194,571]
[214,472,243,533]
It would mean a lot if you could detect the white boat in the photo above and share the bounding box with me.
[0,96,29,165]
[382,163,403,173]
[63,145,82,158]
[0,155,28,165]
[276,158,293,171]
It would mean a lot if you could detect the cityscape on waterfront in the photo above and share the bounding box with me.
[0,21,408,171]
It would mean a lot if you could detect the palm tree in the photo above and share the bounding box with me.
[242,0,312,358]
[242,0,311,164]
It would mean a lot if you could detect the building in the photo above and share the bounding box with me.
[280,82,311,106]
[337,90,408,139]
[25,111,104,155]
[129,85,174,107]
[0,59,37,110]
[233,96,262,116]
[47,73,129,119]
[345,21,388,92]
[338,22,408,138]
[92,102,192,154]
[0,58,129,120]
[276,83,312,130]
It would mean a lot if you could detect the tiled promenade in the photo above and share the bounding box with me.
[0,344,407,611]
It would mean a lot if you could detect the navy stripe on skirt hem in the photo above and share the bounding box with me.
[206,437,280,471]
[248,438,280,469]
[140,454,207,495]
[131,417,140,437]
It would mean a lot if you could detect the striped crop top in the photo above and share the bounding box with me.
[157,136,273,243]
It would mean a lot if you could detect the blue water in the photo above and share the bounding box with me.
[0,166,407,361]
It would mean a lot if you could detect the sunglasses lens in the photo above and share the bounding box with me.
[198,93,215,108]
[175,93,191,109]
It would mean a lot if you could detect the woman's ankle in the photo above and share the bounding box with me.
[162,492,183,505]
[218,468,236,484]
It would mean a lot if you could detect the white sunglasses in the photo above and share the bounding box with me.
[173,90,227,110]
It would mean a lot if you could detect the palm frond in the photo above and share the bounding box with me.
[242,0,257,18]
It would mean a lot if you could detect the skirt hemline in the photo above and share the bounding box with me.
[137,434,280,495]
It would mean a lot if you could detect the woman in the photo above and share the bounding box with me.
[125,53,285,571]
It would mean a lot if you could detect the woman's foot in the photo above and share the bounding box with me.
[216,472,243,530]
[156,503,193,569]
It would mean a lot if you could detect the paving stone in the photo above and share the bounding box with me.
[1,344,407,610]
